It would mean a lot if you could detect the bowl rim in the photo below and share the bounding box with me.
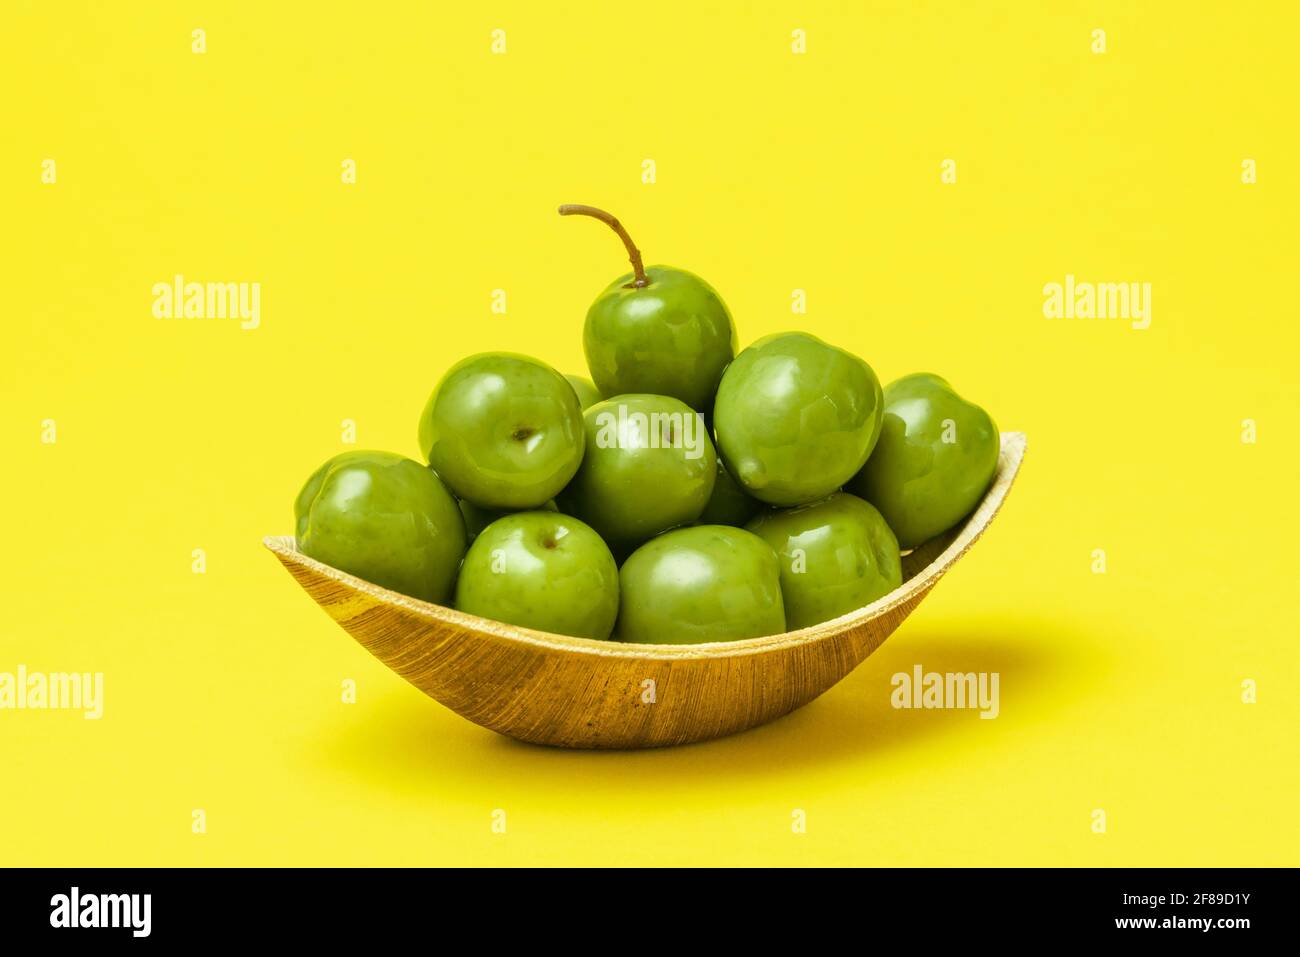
[266,432,1026,661]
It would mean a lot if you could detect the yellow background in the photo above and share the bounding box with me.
[3,1,1296,866]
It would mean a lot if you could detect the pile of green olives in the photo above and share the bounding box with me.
[294,206,999,644]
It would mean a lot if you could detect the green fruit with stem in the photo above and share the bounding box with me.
[561,204,737,412]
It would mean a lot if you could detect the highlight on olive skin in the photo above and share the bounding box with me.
[287,204,1001,643]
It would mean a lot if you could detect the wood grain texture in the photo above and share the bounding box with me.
[266,432,1026,749]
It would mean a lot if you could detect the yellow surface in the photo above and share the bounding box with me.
[3,2,1297,866]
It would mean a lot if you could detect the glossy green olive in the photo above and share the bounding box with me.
[565,374,603,410]
[419,353,585,509]
[583,266,737,412]
[557,394,716,556]
[294,451,466,604]
[696,459,761,527]
[848,373,998,549]
[458,498,556,543]
[616,526,785,644]
[454,511,619,640]
[713,332,884,506]
[746,492,901,630]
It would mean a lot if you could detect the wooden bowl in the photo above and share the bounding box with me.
[266,432,1026,749]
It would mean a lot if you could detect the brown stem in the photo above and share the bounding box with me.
[558,204,649,288]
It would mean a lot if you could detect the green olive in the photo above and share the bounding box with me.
[746,492,901,629]
[454,511,619,640]
[419,353,585,509]
[616,525,785,644]
[557,394,716,556]
[848,373,998,549]
[713,332,884,506]
[294,451,466,604]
